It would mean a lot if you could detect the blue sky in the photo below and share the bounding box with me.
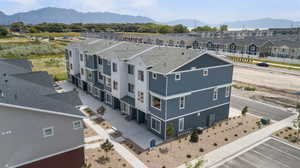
[1,0,300,23]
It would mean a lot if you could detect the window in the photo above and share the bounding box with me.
[151,95,161,110]
[179,96,185,109]
[98,72,103,80]
[70,63,73,70]
[152,73,157,79]
[112,63,118,72]
[175,73,181,80]
[69,50,72,57]
[98,57,103,65]
[106,77,111,88]
[113,81,118,90]
[0,90,5,97]
[179,118,184,132]
[225,86,231,98]
[80,54,83,61]
[138,91,144,103]
[73,120,83,130]
[106,94,112,105]
[128,83,135,93]
[81,68,84,75]
[138,71,144,81]
[43,127,54,138]
[203,69,208,76]
[213,88,218,101]
[128,64,134,75]
[151,117,161,133]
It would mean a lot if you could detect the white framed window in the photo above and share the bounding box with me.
[0,90,5,97]
[43,127,54,138]
[73,120,83,130]
[225,86,231,98]
[151,95,161,110]
[128,83,135,93]
[128,64,134,75]
[151,117,161,134]
[113,80,118,90]
[203,69,208,76]
[138,91,144,103]
[138,71,144,82]
[112,62,118,72]
[106,94,112,105]
[98,57,103,65]
[179,118,184,132]
[106,77,111,88]
[179,96,185,109]
[175,73,181,80]
[152,73,157,79]
[213,88,218,101]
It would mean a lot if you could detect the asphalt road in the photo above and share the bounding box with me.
[230,95,293,121]
[217,138,300,168]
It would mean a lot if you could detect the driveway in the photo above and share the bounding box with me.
[215,138,300,168]
[58,81,162,150]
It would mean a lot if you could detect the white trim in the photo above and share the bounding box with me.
[213,87,219,101]
[168,64,233,75]
[9,145,84,168]
[166,102,230,121]
[225,86,231,98]
[0,103,85,119]
[73,120,83,130]
[203,68,209,76]
[42,127,54,138]
[106,93,113,105]
[151,116,161,134]
[149,83,232,100]
[175,73,181,80]
[152,73,157,80]
[179,118,184,132]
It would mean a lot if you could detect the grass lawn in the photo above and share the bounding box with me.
[0,37,31,43]
[124,115,262,168]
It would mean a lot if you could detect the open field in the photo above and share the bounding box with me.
[27,32,81,37]
[0,37,31,43]
[123,115,262,168]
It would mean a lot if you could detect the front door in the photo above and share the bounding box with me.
[121,103,130,115]
[208,114,216,127]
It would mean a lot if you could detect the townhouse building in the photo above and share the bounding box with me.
[66,39,233,140]
[0,59,85,168]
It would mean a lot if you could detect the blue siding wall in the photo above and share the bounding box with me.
[166,87,230,119]
[167,65,233,95]
[103,59,111,76]
[149,72,166,96]
[147,114,165,139]
[166,104,230,138]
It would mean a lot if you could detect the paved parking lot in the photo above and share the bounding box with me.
[216,138,300,168]
[231,96,293,121]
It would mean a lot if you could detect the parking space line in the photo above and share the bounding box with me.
[237,156,259,168]
[262,142,300,161]
[251,149,291,168]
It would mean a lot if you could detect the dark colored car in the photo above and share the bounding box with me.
[256,62,269,67]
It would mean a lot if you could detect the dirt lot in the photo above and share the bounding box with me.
[85,148,133,168]
[273,127,300,148]
[125,115,262,168]
[84,125,98,137]
[233,66,300,92]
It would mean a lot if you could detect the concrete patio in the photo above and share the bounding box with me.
[58,81,163,149]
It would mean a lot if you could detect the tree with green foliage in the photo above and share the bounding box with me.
[190,129,199,143]
[173,24,189,33]
[166,123,175,151]
[101,139,114,159]
[10,22,26,32]
[0,25,8,37]
[192,25,217,32]
[220,24,228,31]
[241,106,248,116]
[186,158,205,168]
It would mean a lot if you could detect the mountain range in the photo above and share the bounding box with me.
[0,7,300,29]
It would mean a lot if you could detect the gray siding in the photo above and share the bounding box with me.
[167,87,230,119]
[0,106,83,167]
[103,59,111,76]
[148,72,166,96]
[146,114,165,139]
[167,65,233,95]
[166,104,230,138]
[148,94,166,119]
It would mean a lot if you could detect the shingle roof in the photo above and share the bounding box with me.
[12,71,54,88]
[0,59,32,70]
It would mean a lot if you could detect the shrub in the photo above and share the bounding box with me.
[244,87,256,91]
[190,129,199,143]
[213,143,218,146]
[186,154,192,158]
[224,138,228,141]
[199,148,204,152]
[234,134,238,137]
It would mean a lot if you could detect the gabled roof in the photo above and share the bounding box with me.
[0,59,32,70]
[12,71,54,89]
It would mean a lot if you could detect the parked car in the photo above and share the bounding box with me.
[256,62,269,67]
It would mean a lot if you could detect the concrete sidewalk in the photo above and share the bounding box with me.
[178,114,297,168]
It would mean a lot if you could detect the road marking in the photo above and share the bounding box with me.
[237,155,259,168]
[262,142,300,161]
[251,148,291,168]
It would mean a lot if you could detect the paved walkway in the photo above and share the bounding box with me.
[177,114,297,168]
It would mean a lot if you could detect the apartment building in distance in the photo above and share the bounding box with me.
[66,39,233,140]
[0,59,85,168]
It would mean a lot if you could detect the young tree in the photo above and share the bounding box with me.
[241,106,248,116]
[186,158,205,168]
[101,139,114,159]
[190,129,199,143]
[166,123,175,151]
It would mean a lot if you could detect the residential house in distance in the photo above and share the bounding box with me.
[66,39,233,140]
[0,59,85,168]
